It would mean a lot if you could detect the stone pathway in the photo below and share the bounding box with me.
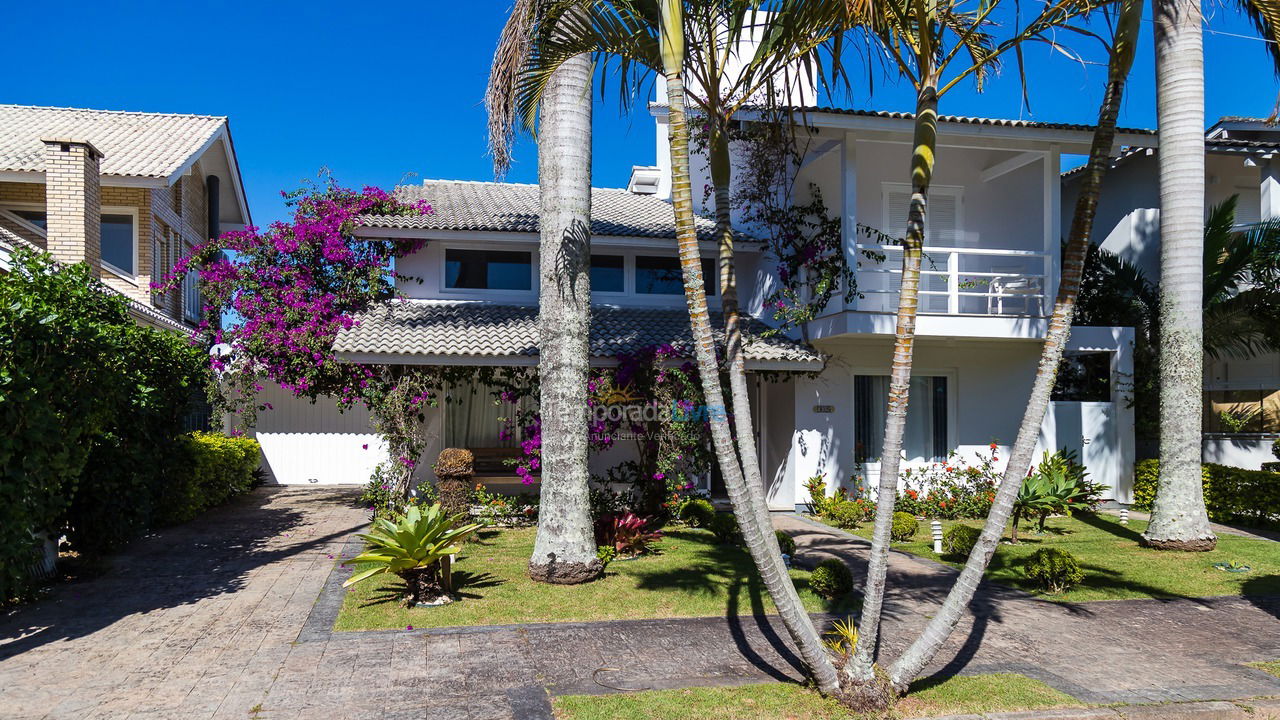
[0,488,1277,720]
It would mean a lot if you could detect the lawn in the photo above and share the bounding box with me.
[553,673,1083,720]
[335,526,856,631]
[840,512,1280,602]
[1251,660,1280,679]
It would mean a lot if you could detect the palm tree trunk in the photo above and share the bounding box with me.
[887,0,1144,686]
[657,0,840,696]
[529,50,604,584]
[848,85,937,689]
[709,129,772,518]
[1143,0,1217,552]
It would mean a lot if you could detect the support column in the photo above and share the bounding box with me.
[1260,158,1280,221]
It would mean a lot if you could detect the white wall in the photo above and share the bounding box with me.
[1203,436,1278,470]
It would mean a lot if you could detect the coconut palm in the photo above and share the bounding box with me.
[490,0,603,584]
[1145,0,1280,551]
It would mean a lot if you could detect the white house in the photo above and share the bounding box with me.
[1062,116,1280,470]
[251,101,1146,508]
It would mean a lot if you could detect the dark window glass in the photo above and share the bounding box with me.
[11,209,47,230]
[635,255,716,296]
[445,249,532,290]
[101,214,134,274]
[1051,352,1111,402]
[591,254,624,292]
[855,375,947,463]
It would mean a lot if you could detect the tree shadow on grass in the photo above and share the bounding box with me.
[356,570,504,607]
[1073,511,1144,542]
[1242,576,1280,618]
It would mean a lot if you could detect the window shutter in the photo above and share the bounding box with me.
[929,192,961,246]
[885,188,912,239]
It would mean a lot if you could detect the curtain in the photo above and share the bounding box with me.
[855,375,947,463]
[443,382,532,448]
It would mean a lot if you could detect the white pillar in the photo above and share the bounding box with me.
[841,131,857,313]
[1260,158,1280,221]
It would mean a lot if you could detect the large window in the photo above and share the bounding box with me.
[854,375,948,463]
[2,208,135,275]
[445,249,532,291]
[101,213,136,275]
[591,254,625,293]
[635,255,716,296]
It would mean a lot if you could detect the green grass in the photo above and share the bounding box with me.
[552,673,1083,720]
[839,513,1280,602]
[335,526,856,630]
[1250,660,1280,679]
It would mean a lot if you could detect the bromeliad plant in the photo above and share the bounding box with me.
[343,503,482,606]
[594,512,663,557]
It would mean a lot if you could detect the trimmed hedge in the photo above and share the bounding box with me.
[157,432,261,525]
[1133,459,1279,529]
[810,558,853,600]
[891,512,919,542]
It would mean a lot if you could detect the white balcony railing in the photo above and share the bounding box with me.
[854,244,1051,316]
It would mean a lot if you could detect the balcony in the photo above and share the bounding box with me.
[853,244,1052,317]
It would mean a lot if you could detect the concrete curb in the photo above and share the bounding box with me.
[914,697,1280,719]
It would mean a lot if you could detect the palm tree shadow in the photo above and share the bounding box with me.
[1242,576,1280,619]
[1073,511,1144,542]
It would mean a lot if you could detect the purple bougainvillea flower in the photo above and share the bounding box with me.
[406,625,414,631]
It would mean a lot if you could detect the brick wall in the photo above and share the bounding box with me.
[42,140,101,270]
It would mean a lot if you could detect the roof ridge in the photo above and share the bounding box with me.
[410,179,657,195]
[0,103,227,122]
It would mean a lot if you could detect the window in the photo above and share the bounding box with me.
[883,185,962,245]
[591,254,625,293]
[854,375,948,463]
[101,213,136,275]
[1052,352,1111,402]
[635,255,716,296]
[11,209,47,231]
[445,249,532,290]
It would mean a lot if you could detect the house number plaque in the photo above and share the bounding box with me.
[813,404,835,414]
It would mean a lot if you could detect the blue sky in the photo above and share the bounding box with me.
[3,2,1277,228]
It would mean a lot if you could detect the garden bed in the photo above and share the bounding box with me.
[335,526,854,630]
[838,513,1280,602]
[552,673,1083,720]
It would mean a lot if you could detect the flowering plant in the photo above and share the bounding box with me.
[894,448,1001,520]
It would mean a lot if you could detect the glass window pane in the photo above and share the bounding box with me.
[855,375,947,463]
[591,254,624,292]
[12,209,47,230]
[101,214,134,274]
[445,249,532,290]
[635,255,716,296]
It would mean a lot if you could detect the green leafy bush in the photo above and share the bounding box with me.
[803,475,830,515]
[708,512,742,545]
[809,558,853,600]
[1273,437,1280,460]
[1024,548,1085,593]
[678,497,716,528]
[157,432,261,525]
[775,530,796,556]
[343,503,482,605]
[825,499,866,529]
[1133,459,1278,529]
[943,524,981,557]
[891,512,919,542]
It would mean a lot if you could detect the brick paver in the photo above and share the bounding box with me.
[1,488,1277,719]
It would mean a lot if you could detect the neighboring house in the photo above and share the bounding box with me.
[1063,117,1280,470]
[0,104,251,334]
[256,102,1148,508]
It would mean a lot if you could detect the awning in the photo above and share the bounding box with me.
[334,301,824,372]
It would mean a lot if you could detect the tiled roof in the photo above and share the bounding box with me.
[0,104,226,179]
[652,103,1157,136]
[333,301,823,368]
[360,180,741,242]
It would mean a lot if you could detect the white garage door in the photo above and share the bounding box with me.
[249,384,386,485]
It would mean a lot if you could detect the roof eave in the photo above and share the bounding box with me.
[336,350,821,372]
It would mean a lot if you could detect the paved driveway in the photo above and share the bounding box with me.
[1,488,1278,719]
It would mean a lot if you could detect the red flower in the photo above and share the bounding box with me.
[990,442,998,450]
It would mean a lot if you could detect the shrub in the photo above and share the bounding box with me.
[473,487,539,526]
[895,448,1000,519]
[343,503,482,605]
[596,545,617,566]
[775,530,797,556]
[891,512,919,542]
[1273,437,1280,460]
[678,497,716,528]
[824,499,865,529]
[804,475,831,515]
[943,524,981,557]
[157,433,261,525]
[1024,548,1085,594]
[809,558,853,600]
[708,512,743,545]
[595,512,663,556]
[1133,459,1278,529]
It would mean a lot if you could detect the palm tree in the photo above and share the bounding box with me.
[889,0,1145,685]
[846,0,1111,687]
[490,0,603,584]
[1144,0,1280,551]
